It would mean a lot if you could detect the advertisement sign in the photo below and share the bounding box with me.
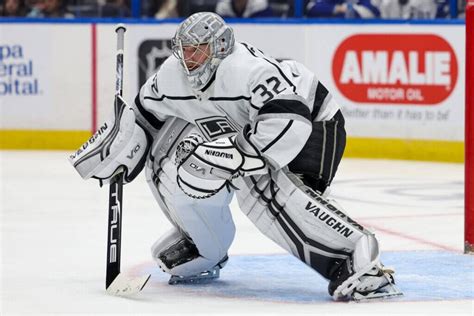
[309,25,465,142]
[0,24,91,130]
[0,22,465,159]
[0,44,40,96]
[94,23,465,147]
[332,34,458,105]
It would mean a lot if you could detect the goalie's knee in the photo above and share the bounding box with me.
[151,228,227,277]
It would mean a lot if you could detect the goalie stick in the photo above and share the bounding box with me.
[105,24,150,296]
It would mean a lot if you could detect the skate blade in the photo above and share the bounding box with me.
[168,268,220,285]
[106,273,151,296]
[352,283,403,302]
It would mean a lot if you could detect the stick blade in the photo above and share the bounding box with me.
[106,273,151,296]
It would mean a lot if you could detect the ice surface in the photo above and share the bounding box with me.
[1,151,472,315]
[137,251,473,302]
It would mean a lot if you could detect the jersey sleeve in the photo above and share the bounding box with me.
[241,44,313,170]
[131,72,168,135]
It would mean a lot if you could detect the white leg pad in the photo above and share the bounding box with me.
[234,169,380,281]
[145,117,236,277]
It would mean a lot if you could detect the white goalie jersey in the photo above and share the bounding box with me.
[134,42,340,170]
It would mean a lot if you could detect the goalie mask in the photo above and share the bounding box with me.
[172,12,235,90]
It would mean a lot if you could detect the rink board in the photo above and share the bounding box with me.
[0,20,465,162]
[138,251,473,303]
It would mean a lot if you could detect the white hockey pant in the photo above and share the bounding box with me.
[145,117,235,277]
[234,170,380,281]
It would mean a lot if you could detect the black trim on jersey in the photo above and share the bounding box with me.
[135,94,165,130]
[209,96,251,101]
[311,82,329,121]
[258,98,311,121]
[261,120,293,153]
[200,72,217,93]
[241,42,297,94]
[242,42,258,57]
[145,91,260,111]
[208,95,259,111]
[144,95,197,102]
[263,58,297,93]
[249,103,260,110]
[143,96,163,102]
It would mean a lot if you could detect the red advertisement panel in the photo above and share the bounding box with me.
[332,34,458,105]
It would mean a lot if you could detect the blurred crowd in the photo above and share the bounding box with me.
[0,0,466,19]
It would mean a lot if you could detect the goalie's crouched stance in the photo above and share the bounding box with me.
[69,105,401,301]
[146,117,401,300]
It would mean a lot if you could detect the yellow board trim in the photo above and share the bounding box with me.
[0,130,464,163]
[345,137,464,163]
[0,130,91,150]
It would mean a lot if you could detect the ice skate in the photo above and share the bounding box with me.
[329,260,403,301]
[168,266,220,285]
[168,255,228,285]
[351,266,403,301]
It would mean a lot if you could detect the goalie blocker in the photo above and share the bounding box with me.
[69,96,151,185]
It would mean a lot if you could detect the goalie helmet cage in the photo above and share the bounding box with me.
[465,0,474,254]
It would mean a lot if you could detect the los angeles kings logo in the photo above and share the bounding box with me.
[332,34,458,105]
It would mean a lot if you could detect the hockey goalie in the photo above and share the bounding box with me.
[69,12,402,301]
